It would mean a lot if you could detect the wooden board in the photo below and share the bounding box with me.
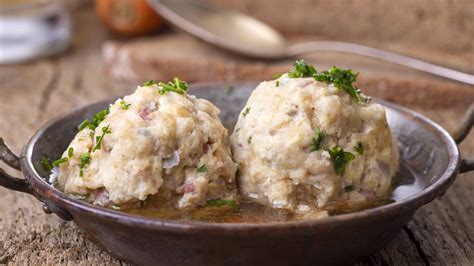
[0,8,473,265]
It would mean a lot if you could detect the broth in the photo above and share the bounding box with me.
[121,164,419,223]
[52,162,420,223]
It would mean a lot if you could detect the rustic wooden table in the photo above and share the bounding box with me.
[0,8,473,265]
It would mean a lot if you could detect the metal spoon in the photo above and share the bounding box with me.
[147,0,474,85]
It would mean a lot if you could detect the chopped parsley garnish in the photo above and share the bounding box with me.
[93,125,112,152]
[225,85,234,95]
[77,108,110,131]
[324,145,355,176]
[314,66,365,104]
[79,153,91,177]
[52,157,68,167]
[310,128,325,151]
[242,107,251,117]
[158,77,188,95]
[143,80,157,86]
[344,185,355,192]
[120,100,131,110]
[68,147,74,158]
[276,80,280,87]
[78,119,90,131]
[288,60,317,78]
[284,60,368,104]
[247,136,252,144]
[92,108,110,128]
[40,156,53,171]
[207,199,237,210]
[354,142,364,155]
[197,164,208,173]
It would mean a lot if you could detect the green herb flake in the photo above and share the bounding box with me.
[286,60,368,104]
[93,125,112,152]
[143,80,157,86]
[197,164,208,173]
[92,108,110,129]
[206,199,237,210]
[272,73,282,79]
[344,185,355,192]
[242,107,251,117]
[288,60,317,78]
[314,66,365,104]
[310,128,325,152]
[225,85,234,95]
[324,145,355,176]
[79,108,110,132]
[68,147,74,158]
[276,80,280,87]
[158,77,188,95]
[120,100,131,110]
[247,136,252,144]
[40,156,53,171]
[52,157,68,167]
[80,153,90,167]
[78,119,90,131]
[79,153,91,177]
[354,142,364,155]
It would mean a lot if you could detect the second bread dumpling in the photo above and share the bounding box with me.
[231,61,399,213]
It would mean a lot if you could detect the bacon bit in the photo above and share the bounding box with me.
[90,188,111,206]
[360,189,376,199]
[139,108,150,120]
[183,183,195,193]
[237,143,243,148]
[202,143,210,153]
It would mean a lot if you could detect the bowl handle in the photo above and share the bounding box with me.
[0,138,33,194]
[454,104,474,173]
[0,138,73,221]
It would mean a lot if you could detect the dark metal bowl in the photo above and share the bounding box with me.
[1,83,473,265]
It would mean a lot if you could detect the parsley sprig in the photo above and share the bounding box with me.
[78,108,110,131]
[242,107,251,117]
[120,100,131,110]
[79,153,91,177]
[144,78,188,95]
[354,142,364,155]
[93,125,112,152]
[143,80,157,86]
[310,128,325,151]
[197,164,208,173]
[52,157,68,167]
[288,60,317,78]
[207,199,237,210]
[314,67,364,104]
[324,145,355,176]
[158,77,188,95]
[285,60,368,104]
[41,156,53,171]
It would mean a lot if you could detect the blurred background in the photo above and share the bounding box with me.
[0,0,472,84]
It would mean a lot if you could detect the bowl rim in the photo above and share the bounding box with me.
[21,83,460,232]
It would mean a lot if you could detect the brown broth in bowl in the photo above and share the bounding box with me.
[121,163,420,223]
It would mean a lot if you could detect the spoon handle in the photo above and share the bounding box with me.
[287,41,474,85]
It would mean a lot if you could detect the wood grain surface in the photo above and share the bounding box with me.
[0,7,473,265]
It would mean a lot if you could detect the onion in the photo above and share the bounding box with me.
[162,151,180,169]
